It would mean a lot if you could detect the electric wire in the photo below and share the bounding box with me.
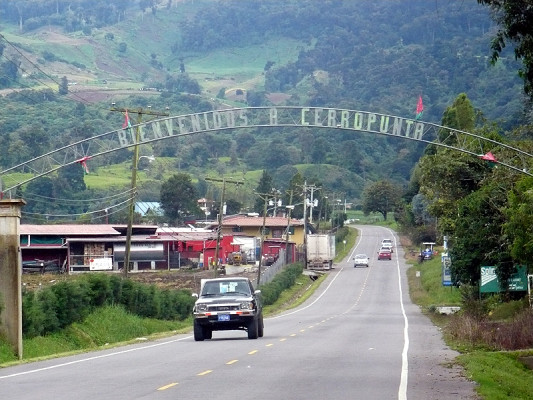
[0,34,93,106]
[22,188,135,204]
[21,195,133,219]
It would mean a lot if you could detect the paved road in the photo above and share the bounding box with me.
[0,226,478,399]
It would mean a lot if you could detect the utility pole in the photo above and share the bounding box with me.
[308,185,318,224]
[303,183,308,270]
[205,177,243,276]
[255,189,280,285]
[284,190,294,265]
[110,106,169,276]
[301,182,318,269]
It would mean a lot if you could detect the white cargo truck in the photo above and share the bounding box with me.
[306,234,335,270]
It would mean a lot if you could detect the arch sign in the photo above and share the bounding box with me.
[1,106,532,196]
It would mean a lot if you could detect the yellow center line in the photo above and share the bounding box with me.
[248,350,258,355]
[299,329,305,332]
[265,343,274,347]
[157,382,178,391]
[290,333,297,337]
[198,370,213,376]
[280,338,287,341]
[308,325,314,328]
[226,360,238,365]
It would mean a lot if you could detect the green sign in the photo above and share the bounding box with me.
[480,265,528,293]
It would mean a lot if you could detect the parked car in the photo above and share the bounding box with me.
[353,254,370,268]
[192,277,263,341]
[377,248,392,260]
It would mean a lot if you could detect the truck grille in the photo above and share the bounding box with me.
[209,304,239,312]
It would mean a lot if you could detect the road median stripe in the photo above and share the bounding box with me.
[157,382,178,390]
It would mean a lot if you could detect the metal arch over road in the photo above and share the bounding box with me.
[1,106,533,195]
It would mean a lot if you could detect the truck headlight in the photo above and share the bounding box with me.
[240,301,254,310]
[196,303,208,312]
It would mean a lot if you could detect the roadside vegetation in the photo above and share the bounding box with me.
[0,264,325,366]
[407,254,533,400]
[0,227,356,366]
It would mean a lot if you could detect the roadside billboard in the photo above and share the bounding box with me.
[480,265,528,293]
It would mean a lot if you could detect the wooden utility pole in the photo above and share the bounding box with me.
[110,106,169,276]
[205,177,243,276]
[254,189,280,285]
[285,190,294,265]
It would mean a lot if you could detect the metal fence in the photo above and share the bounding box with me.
[256,249,287,286]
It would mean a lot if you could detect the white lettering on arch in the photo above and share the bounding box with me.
[327,109,337,127]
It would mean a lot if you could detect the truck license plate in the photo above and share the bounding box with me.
[218,314,230,321]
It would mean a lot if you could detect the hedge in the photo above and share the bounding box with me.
[258,263,304,306]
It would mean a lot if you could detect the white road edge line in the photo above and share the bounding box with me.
[0,335,192,380]
[388,228,409,400]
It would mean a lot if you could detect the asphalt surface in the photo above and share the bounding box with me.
[0,226,478,399]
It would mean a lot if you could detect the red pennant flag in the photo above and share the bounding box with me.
[479,152,498,163]
[415,95,424,120]
[75,155,92,174]
[123,110,132,129]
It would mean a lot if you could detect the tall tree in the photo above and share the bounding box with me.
[160,173,201,224]
[361,180,401,221]
[504,175,533,267]
[449,179,513,286]
[416,94,487,235]
[253,170,274,215]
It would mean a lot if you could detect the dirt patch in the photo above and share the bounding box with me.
[519,356,533,370]
[34,29,89,46]
[266,92,292,105]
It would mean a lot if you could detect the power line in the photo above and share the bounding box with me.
[21,195,133,219]
[0,34,93,105]
[23,188,135,204]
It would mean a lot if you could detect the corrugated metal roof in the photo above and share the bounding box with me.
[157,230,217,241]
[215,215,303,228]
[20,225,121,235]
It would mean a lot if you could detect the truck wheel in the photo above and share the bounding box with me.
[247,318,259,339]
[204,327,212,340]
[193,320,205,341]
[258,314,264,338]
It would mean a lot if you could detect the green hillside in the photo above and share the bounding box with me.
[0,0,528,224]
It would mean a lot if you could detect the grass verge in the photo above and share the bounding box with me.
[406,252,533,400]
[263,273,327,317]
[0,305,191,367]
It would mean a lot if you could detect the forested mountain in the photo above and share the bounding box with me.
[0,0,529,222]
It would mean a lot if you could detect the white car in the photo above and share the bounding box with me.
[353,254,370,268]
[381,239,394,252]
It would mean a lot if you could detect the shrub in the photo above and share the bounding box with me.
[259,263,304,306]
[446,309,533,351]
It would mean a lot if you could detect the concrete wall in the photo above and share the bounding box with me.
[0,199,25,359]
